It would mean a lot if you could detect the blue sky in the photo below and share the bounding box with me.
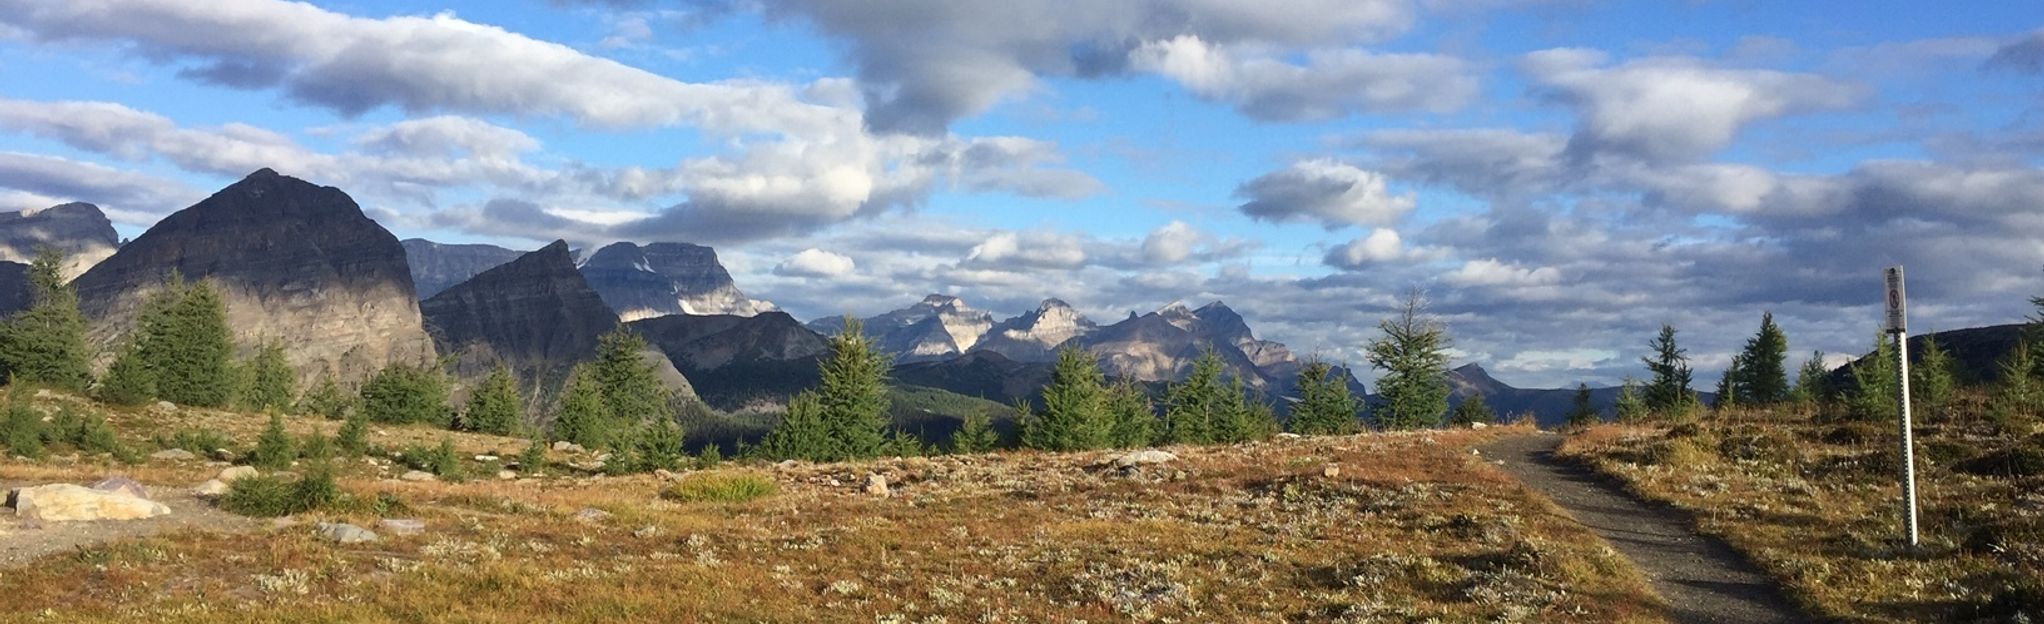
[1,0,2041,388]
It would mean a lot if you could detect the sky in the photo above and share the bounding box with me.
[0,0,2041,389]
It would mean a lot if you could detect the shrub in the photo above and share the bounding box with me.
[218,467,346,518]
[48,408,139,463]
[296,373,352,420]
[1,395,44,458]
[242,341,297,413]
[401,436,463,478]
[155,427,231,456]
[461,366,523,436]
[660,472,777,503]
[335,413,369,456]
[950,409,998,455]
[299,432,333,462]
[250,413,297,470]
[359,362,451,426]
[696,443,723,469]
[518,436,546,475]
[95,340,155,406]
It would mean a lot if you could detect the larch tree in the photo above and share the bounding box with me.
[1288,360,1359,435]
[0,249,93,390]
[1734,312,1791,405]
[1641,324,1696,415]
[1366,290,1451,430]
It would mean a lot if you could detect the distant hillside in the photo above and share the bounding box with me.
[1830,323,2027,388]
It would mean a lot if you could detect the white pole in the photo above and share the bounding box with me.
[1894,328,1918,548]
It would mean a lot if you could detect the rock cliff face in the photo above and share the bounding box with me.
[809,294,995,363]
[629,311,824,409]
[969,298,1096,362]
[72,169,433,380]
[579,242,774,320]
[0,202,120,280]
[421,240,617,368]
[400,239,523,299]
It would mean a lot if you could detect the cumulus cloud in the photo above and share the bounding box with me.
[1128,35,1476,121]
[961,230,1088,270]
[775,248,857,277]
[0,151,199,222]
[1236,159,1415,228]
[1443,258,1562,287]
[1323,227,1405,269]
[1141,220,1202,264]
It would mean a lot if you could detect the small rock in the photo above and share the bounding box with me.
[212,448,237,462]
[1111,450,1179,469]
[1322,465,1341,479]
[1470,449,1482,456]
[1471,422,1490,429]
[150,449,197,461]
[474,455,499,462]
[399,470,437,482]
[633,525,659,538]
[1275,432,1303,440]
[495,470,517,481]
[90,476,149,500]
[775,459,800,469]
[574,508,612,523]
[9,484,170,522]
[193,479,230,498]
[653,469,680,482]
[552,441,584,453]
[33,389,54,399]
[377,518,425,536]
[864,474,890,497]
[154,400,176,411]
[315,522,378,544]
[216,466,260,484]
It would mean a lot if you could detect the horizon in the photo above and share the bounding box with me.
[2,1,2041,389]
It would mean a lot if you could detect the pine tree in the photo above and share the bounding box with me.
[462,366,523,436]
[1022,347,1112,451]
[1614,378,1648,422]
[633,416,687,471]
[1211,376,1273,443]
[1791,351,1832,409]
[0,248,93,390]
[1566,383,1599,428]
[752,392,838,461]
[815,318,892,459]
[1449,393,1495,427]
[1105,381,1156,448]
[1712,356,1742,411]
[1734,312,1791,405]
[1366,290,1451,430]
[1912,336,1956,422]
[882,429,926,457]
[336,412,370,456]
[1641,324,1696,415]
[519,435,548,475]
[1288,360,1359,435]
[95,337,155,406]
[551,364,619,450]
[297,372,351,420]
[591,327,670,425]
[250,413,296,470]
[1991,340,2039,429]
[1162,349,1226,444]
[1,392,43,459]
[950,409,998,454]
[136,277,236,407]
[359,362,451,426]
[242,340,296,413]
[1848,334,1899,422]
[696,444,722,469]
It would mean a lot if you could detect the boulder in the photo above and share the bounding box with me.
[495,470,517,481]
[150,448,197,461]
[315,522,378,544]
[377,518,425,536]
[1110,450,1179,469]
[217,466,259,483]
[193,479,230,498]
[399,470,437,482]
[865,474,890,497]
[9,484,171,522]
[552,441,584,453]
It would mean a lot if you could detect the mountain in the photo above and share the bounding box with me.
[1076,300,1290,390]
[810,294,995,363]
[0,261,31,315]
[0,202,120,281]
[968,298,1097,362]
[630,311,826,410]
[1829,323,2026,388]
[1440,364,1619,427]
[421,240,617,366]
[893,351,1056,405]
[400,239,523,299]
[72,169,433,380]
[579,241,774,320]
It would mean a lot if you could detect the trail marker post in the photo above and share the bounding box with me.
[1885,265,1919,548]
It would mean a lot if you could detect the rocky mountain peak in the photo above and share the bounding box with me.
[580,240,774,320]
[0,201,119,280]
[401,238,524,299]
[422,239,617,372]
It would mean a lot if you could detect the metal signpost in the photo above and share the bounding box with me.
[1885,266,1919,548]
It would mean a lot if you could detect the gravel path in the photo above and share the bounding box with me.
[1,479,257,569]
[1484,433,1805,624]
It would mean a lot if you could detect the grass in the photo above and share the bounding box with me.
[1560,397,2044,623]
[660,471,777,503]
[0,393,1673,623]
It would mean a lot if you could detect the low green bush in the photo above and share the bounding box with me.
[660,472,777,503]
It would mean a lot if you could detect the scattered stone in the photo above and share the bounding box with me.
[496,470,517,480]
[212,448,237,462]
[865,474,890,497]
[377,518,425,536]
[552,441,584,453]
[194,479,230,498]
[90,476,149,500]
[1470,449,1482,456]
[1275,432,1303,440]
[474,454,499,462]
[633,525,659,538]
[574,508,612,524]
[150,449,197,461]
[315,522,378,544]
[217,466,259,484]
[1322,465,1342,479]
[399,470,437,482]
[775,460,800,469]
[653,469,680,481]
[1111,450,1179,469]
[154,401,176,411]
[9,484,171,522]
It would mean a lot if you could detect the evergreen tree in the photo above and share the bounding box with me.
[1641,324,1696,414]
[951,409,998,454]
[250,413,296,471]
[1366,290,1451,430]
[462,366,523,436]
[1734,312,1791,405]
[359,362,451,426]
[95,337,155,406]
[1105,381,1156,448]
[1614,378,1648,422]
[551,364,619,450]
[1791,351,1832,409]
[136,277,236,407]
[633,416,687,471]
[1288,360,1359,435]
[882,429,926,457]
[519,435,547,475]
[242,340,296,413]
[1847,334,1899,422]
[1566,383,1599,428]
[1022,347,1112,451]
[591,328,670,425]
[0,248,93,390]
[336,412,370,456]
[1211,376,1274,443]
[695,444,722,469]
[1712,356,1742,411]
[1449,393,1495,427]
[815,318,892,459]
[1991,340,2039,428]
[1162,349,1226,444]
[1912,336,1956,421]
[751,392,837,461]
[1,392,43,459]
[297,372,351,420]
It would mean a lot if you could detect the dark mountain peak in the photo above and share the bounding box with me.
[0,201,119,279]
[245,167,281,179]
[1454,362,1491,377]
[400,238,525,299]
[422,240,617,366]
[585,241,645,264]
[1194,300,1231,313]
[580,240,770,318]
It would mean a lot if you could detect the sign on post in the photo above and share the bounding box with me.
[1886,265,1919,548]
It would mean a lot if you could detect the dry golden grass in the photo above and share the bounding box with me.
[3,393,1669,623]
[1560,402,2044,623]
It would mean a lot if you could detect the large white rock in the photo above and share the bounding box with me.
[9,484,171,522]
[1110,450,1179,469]
[216,466,259,483]
[193,479,230,498]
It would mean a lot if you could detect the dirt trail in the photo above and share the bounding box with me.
[1,479,257,568]
[1483,433,1805,624]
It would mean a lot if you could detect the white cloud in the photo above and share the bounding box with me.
[1129,35,1476,121]
[775,248,857,278]
[962,231,1088,270]
[1236,158,1415,228]
[1141,220,1202,264]
[1443,258,1562,287]
[1324,227,1404,268]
